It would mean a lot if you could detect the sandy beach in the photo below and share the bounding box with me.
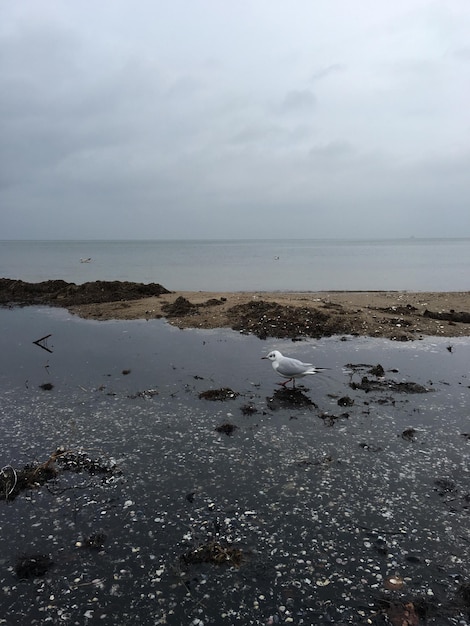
[1,278,469,340]
[69,289,470,341]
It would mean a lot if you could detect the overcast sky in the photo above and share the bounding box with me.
[1,1,470,240]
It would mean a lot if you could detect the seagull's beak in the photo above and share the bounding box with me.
[261,356,268,360]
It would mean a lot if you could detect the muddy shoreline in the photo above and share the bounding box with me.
[1,278,470,340]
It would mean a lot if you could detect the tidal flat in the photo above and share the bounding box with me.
[0,306,469,625]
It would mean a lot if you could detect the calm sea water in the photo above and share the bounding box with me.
[1,238,469,291]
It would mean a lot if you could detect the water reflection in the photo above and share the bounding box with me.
[0,307,469,624]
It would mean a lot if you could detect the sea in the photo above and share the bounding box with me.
[1,238,470,291]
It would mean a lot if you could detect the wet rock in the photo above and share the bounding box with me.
[337,396,354,407]
[369,364,385,377]
[39,382,54,391]
[215,422,238,436]
[199,388,239,401]
[401,427,417,441]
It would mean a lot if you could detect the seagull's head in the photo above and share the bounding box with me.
[262,350,282,362]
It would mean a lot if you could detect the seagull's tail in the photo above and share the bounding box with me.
[305,366,330,375]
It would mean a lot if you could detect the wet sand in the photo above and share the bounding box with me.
[1,278,469,340]
[70,289,470,341]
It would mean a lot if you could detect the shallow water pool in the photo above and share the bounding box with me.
[0,307,469,625]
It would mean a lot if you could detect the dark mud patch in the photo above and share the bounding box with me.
[180,541,244,568]
[199,388,239,401]
[215,422,238,436]
[346,364,430,394]
[0,278,170,307]
[266,387,316,410]
[350,376,430,394]
[424,309,470,323]
[227,300,356,340]
[161,295,225,318]
[39,382,54,391]
[161,296,198,317]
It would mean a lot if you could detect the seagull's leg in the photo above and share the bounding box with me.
[277,378,293,387]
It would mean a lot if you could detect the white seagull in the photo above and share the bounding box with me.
[262,350,325,388]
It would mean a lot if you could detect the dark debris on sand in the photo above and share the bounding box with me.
[350,377,431,394]
[0,278,170,307]
[161,295,225,318]
[0,449,120,501]
[266,387,316,411]
[227,300,357,340]
[180,541,244,568]
[199,388,239,401]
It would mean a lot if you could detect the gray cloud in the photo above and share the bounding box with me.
[1,0,469,239]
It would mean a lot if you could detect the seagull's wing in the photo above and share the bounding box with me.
[276,356,313,377]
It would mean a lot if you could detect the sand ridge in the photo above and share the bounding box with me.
[68,289,470,340]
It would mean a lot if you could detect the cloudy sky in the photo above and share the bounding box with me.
[1,1,469,240]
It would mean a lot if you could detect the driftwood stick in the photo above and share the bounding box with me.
[33,334,53,353]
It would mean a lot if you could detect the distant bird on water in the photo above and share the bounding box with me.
[262,350,326,388]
